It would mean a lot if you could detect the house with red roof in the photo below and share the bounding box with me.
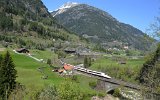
[63,63,74,71]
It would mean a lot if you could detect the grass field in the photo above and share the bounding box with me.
[0,48,146,99]
[30,49,58,61]
[90,57,145,83]
[9,50,64,95]
[57,54,145,83]
[91,57,145,69]
[0,49,101,99]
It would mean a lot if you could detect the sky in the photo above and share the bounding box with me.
[42,0,160,32]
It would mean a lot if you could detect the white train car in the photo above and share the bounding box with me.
[74,66,111,79]
[87,69,94,74]
[75,67,87,72]
[100,73,111,79]
[86,69,111,79]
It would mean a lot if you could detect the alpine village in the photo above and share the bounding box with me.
[0,0,160,100]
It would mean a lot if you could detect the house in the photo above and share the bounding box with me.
[63,63,74,71]
[55,64,74,75]
[16,48,29,53]
[124,46,129,49]
[119,60,127,65]
[64,48,76,54]
[119,61,126,64]
[51,60,74,75]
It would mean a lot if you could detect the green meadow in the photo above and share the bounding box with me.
[9,50,64,92]
[30,49,58,61]
[90,56,145,83]
[0,48,146,99]
[91,57,145,69]
[0,49,101,98]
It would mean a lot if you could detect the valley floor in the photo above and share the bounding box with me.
[0,48,146,99]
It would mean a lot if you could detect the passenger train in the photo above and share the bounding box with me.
[59,60,111,79]
[74,66,111,79]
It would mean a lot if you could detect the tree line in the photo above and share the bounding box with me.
[139,43,160,93]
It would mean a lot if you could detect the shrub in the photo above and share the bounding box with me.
[57,81,84,100]
[71,75,79,83]
[47,59,52,65]
[113,88,121,97]
[56,50,66,59]
[89,81,97,89]
[98,92,105,97]
[8,83,26,100]
[38,85,58,100]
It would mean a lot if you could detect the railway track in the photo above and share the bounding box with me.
[74,67,140,90]
[60,60,141,90]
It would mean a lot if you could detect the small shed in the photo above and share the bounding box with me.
[64,48,76,54]
[16,48,29,53]
[119,61,126,64]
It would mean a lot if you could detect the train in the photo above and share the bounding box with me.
[59,60,111,79]
[74,66,111,79]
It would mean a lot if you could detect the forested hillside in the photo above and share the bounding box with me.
[0,0,82,50]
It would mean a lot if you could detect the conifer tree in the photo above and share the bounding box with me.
[0,54,2,66]
[84,56,88,68]
[47,59,52,65]
[0,54,4,99]
[84,56,91,68]
[0,51,17,99]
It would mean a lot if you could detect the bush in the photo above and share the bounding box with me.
[98,92,105,97]
[37,85,58,100]
[139,43,160,92]
[0,13,13,31]
[57,81,84,100]
[89,81,97,89]
[71,75,79,83]
[8,83,26,100]
[56,50,66,59]
[47,59,52,65]
[113,88,121,97]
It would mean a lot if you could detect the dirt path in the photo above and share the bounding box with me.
[13,50,43,62]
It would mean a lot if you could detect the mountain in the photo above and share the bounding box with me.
[52,2,79,17]
[0,0,82,50]
[51,2,154,51]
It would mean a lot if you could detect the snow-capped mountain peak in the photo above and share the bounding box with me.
[52,2,79,17]
[58,2,79,10]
